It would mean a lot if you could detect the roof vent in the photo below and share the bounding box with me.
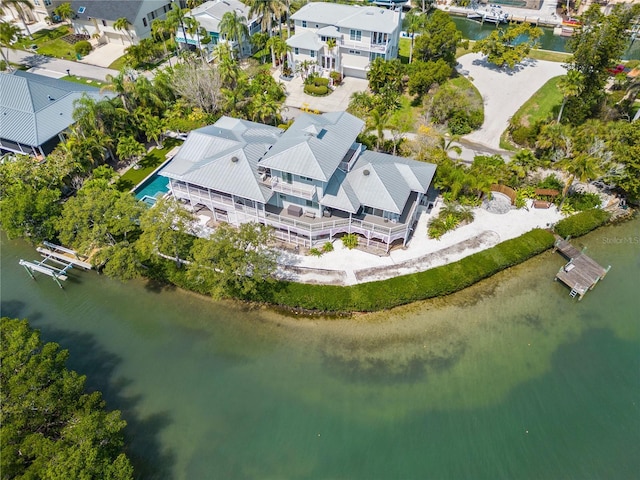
[231,156,239,163]
[363,169,370,176]
[47,95,54,101]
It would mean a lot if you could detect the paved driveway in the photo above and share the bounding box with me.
[79,43,127,68]
[277,72,368,113]
[457,53,566,150]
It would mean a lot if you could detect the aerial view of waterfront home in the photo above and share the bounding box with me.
[160,112,436,251]
[0,71,108,157]
[286,3,402,78]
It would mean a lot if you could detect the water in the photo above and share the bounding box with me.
[451,16,640,60]
[134,170,170,205]
[2,218,639,479]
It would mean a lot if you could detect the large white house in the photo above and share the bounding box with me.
[160,112,436,252]
[286,3,403,79]
[175,0,261,57]
[69,0,174,45]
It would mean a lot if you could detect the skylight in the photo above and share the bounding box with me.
[78,6,86,14]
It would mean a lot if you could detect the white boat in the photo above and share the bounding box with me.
[467,6,509,24]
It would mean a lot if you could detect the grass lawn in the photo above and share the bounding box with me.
[528,49,571,63]
[60,75,107,88]
[108,55,129,71]
[115,138,181,192]
[499,75,564,149]
[15,25,77,60]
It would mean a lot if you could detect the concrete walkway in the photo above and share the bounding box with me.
[5,48,119,82]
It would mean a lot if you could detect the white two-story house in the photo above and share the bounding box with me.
[160,111,436,252]
[69,0,173,45]
[176,0,261,57]
[286,3,402,79]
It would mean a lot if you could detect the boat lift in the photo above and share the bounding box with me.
[19,242,91,288]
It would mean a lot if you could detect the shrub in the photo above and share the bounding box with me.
[314,77,329,87]
[330,71,342,85]
[537,174,563,191]
[565,192,601,211]
[341,233,359,249]
[304,84,329,96]
[0,60,6,71]
[322,241,334,253]
[309,248,323,257]
[510,125,538,147]
[554,209,611,238]
[74,40,92,55]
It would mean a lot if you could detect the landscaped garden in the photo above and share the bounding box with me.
[115,138,182,192]
[14,25,78,60]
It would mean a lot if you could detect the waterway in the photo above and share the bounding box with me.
[451,16,640,60]
[1,217,639,479]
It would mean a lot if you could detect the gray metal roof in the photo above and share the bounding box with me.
[0,71,105,147]
[291,3,401,34]
[286,30,322,51]
[70,0,146,22]
[259,112,364,182]
[161,117,282,203]
[323,150,436,215]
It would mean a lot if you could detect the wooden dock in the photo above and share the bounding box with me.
[553,237,610,300]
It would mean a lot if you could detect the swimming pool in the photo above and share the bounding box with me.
[134,170,169,206]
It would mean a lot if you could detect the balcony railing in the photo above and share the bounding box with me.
[339,39,388,53]
[271,177,316,200]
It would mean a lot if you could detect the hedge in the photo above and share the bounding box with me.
[270,228,556,312]
[74,40,92,55]
[554,209,611,239]
[304,84,329,96]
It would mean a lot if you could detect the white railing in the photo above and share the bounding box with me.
[340,40,388,53]
[270,177,316,200]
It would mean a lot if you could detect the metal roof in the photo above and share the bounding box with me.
[321,168,361,213]
[160,117,282,203]
[291,3,401,34]
[259,112,364,182]
[70,0,146,22]
[327,150,436,215]
[286,30,322,51]
[0,71,105,147]
[188,0,255,33]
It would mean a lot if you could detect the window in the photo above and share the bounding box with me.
[348,49,361,55]
[143,18,148,27]
[300,176,313,182]
[34,0,40,5]
[372,32,388,44]
[302,20,307,28]
[349,29,361,41]
[294,47,299,55]
[44,0,52,5]
[306,200,313,207]
[369,52,384,61]
[310,50,315,58]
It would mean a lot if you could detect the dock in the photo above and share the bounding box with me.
[553,237,610,300]
[19,242,91,288]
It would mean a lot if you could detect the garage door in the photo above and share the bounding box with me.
[105,31,123,44]
[342,67,367,79]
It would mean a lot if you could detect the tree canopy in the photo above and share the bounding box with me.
[1,318,134,479]
[413,10,465,67]
[472,22,542,69]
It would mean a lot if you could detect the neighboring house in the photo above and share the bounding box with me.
[286,3,402,79]
[0,71,108,157]
[2,0,64,24]
[161,112,436,251]
[176,0,261,57]
[69,0,173,45]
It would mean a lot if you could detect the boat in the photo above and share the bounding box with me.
[467,6,509,24]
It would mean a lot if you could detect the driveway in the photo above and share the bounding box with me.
[457,53,566,150]
[79,43,127,69]
[277,71,368,113]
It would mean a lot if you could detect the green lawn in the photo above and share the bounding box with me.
[510,75,564,127]
[60,75,107,88]
[528,48,572,63]
[15,25,77,60]
[115,138,182,192]
[108,55,129,71]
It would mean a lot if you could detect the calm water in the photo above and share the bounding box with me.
[451,16,640,60]
[1,218,639,479]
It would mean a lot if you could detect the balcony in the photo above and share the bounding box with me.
[271,177,316,201]
[340,39,388,54]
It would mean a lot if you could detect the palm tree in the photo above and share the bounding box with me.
[53,2,74,25]
[247,0,284,38]
[0,20,21,70]
[4,0,35,39]
[366,108,391,152]
[266,35,288,69]
[325,37,336,73]
[250,92,280,125]
[218,10,249,58]
[138,109,165,148]
[557,70,584,123]
[151,19,173,66]
[184,16,202,51]
[114,17,134,45]
[558,153,602,199]
[103,71,134,112]
[116,136,146,164]
[166,4,189,51]
[404,10,425,64]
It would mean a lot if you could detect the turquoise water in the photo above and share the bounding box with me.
[1,218,639,479]
[134,171,169,205]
